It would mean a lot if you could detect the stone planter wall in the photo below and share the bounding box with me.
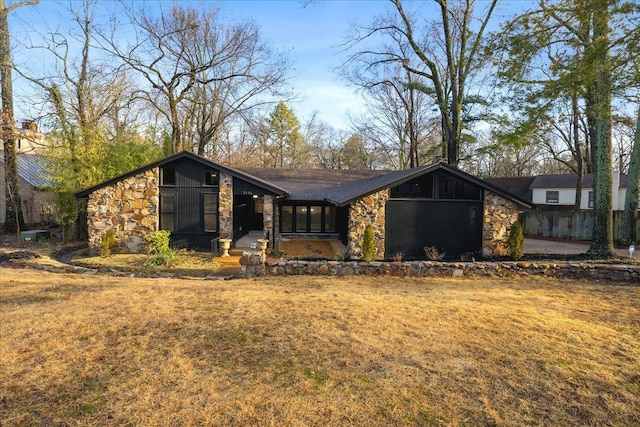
[347,190,389,259]
[87,168,158,253]
[246,258,640,283]
[483,191,519,258]
[219,172,233,239]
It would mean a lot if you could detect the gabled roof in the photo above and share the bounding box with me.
[75,151,289,198]
[245,161,534,208]
[529,173,628,189]
[75,152,533,209]
[0,152,54,188]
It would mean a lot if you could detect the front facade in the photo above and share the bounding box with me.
[77,152,532,260]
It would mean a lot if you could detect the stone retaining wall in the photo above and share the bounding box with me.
[239,258,640,283]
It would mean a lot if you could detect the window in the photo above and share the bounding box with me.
[296,206,308,232]
[203,194,218,232]
[281,206,293,232]
[309,206,322,232]
[204,170,219,186]
[280,205,336,233]
[588,191,594,209]
[324,206,336,232]
[546,191,559,203]
[161,165,176,186]
[160,194,175,231]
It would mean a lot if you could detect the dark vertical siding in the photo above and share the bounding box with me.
[159,158,219,251]
[385,200,483,258]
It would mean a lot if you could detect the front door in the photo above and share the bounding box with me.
[233,195,264,238]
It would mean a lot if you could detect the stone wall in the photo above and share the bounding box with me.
[263,195,273,242]
[219,172,233,239]
[257,258,640,283]
[87,168,158,253]
[347,190,389,259]
[483,191,519,258]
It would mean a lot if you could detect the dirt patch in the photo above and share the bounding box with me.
[279,239,345,258]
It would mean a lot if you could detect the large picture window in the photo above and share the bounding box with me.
[203,194,218,232]
[160,194,175,231]
[280,205,336,233]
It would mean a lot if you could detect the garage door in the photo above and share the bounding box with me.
[385,200,483,259]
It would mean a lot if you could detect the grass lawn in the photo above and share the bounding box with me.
[1,267,639,426]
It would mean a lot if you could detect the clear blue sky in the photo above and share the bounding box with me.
[9,0,528,130]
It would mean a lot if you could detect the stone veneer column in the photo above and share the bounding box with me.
[347,189,389,259]
[218,171,233,239]
[263,195,273,242]
[86,168,159,253]
[483,191,519,257]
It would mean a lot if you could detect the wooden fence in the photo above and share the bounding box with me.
[520,211,640,242]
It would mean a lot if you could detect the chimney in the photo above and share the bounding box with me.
[22,121,37,132]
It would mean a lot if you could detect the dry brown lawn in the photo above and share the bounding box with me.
[1,267,639,426]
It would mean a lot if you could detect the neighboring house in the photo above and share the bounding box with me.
[75,152,532,259]
[487,173,638,211]
[0,151,57,226]
[15,121,48,154]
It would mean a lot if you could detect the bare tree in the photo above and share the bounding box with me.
[344,0,498,166]
[180,30,289,158]
[105,4,289,155]
[1,0,38,234]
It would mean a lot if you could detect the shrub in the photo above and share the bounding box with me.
[144,230,178,267]
[424,246,445,261]
[145,230,171,254]
[362,224,376,262]
[507,221,524,260]
[100,229,117,257]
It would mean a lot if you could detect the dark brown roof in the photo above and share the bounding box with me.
[236,167,387,202]
[530,173,628,188]
[483,176,536,202]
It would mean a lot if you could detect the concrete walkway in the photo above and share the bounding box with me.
[524,238,634,258]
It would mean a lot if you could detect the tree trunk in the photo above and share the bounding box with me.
[621,108,640,245]
[586,5,614,257]
[573,90,584,212]
[0,0,26,234]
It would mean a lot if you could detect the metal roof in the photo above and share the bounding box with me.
[0,151,54,188]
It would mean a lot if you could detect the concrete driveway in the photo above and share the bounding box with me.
[524,238,634,258]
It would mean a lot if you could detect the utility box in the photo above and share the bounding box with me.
[20,229,51,242]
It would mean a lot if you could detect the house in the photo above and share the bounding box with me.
[75,152,533,259]
[486,173,638,211]
[0,151,56,226]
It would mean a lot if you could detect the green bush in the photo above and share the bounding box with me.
[507,221,524,260]
[145,230,171,254]
[100,229,117,257]
[144,230,178,267]
[362,224,377,262]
